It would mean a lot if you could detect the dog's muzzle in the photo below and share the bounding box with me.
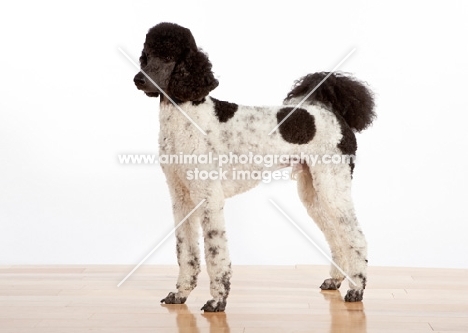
[134,72,160,97]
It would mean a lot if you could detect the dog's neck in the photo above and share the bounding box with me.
[159,94,207,106]
[160,94,181,105]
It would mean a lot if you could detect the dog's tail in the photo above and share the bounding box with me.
[284,72,375,132]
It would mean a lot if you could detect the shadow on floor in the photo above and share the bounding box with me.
[162,303,230,333]
[321,289,367,333]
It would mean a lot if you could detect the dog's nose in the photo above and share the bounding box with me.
[134,73,146,86]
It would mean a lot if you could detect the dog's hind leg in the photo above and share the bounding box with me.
[299,163,368,301]
[296,164,348,290]
[161,175,201,305]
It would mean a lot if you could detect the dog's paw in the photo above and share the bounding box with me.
[201,299,227,312]
[160,292,187,304]
[344,289,363,302]
[320,278,342,290]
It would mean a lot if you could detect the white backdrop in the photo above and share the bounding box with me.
[1,1,467,268]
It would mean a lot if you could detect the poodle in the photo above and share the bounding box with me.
[133,22,375,312]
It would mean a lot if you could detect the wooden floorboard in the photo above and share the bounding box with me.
[0,265,467,332]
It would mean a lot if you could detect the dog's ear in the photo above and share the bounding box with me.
[168,49,218,102]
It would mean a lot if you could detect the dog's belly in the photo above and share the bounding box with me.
[218,163,289,198]
[220,165,261,198]
[221,176,261,198]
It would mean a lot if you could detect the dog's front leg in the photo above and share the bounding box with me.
[161,174,201,305]
[195,182,232,312]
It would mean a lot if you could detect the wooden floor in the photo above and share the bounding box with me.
[1,265,467,333]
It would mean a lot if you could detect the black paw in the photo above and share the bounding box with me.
[201,299,227,312]
[320,278,342,290]
[344,289,363,302]
[160,292,187,304]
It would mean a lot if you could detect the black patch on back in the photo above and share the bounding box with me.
[276,107,316,144]
[211,97,238,122]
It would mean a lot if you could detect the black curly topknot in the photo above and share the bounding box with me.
[144,22,197,60]
[285,72,375,132]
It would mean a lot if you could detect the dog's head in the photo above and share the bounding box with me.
[133,22,218,102]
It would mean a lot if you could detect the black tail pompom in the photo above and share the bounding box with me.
[284,72,375,132]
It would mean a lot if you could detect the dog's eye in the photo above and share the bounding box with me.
[164,56,173,62]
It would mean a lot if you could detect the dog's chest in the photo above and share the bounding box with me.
[158,103,207,156]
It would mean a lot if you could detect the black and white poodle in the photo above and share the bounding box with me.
[133,22,375,312]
